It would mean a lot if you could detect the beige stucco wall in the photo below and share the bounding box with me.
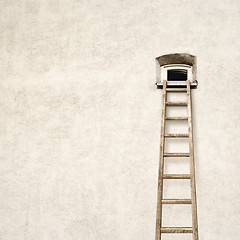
[0,0,240,239]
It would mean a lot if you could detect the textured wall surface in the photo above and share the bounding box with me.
[0,0,240,239]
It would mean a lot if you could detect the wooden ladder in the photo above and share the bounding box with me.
[155,80,199,240]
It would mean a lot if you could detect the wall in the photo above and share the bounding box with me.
[0,0,240,239]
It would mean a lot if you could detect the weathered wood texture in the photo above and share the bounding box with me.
[166,88,187,92]
[162,199,191,204]
[161,227,193,233]
[163,174,191,179]
[166,102,187,106]
[187,80,199,240]
[165,117,188,120]
[163,153,190,157]
[155,80,167,240]
[155,80,199,240]
[164,134,189,138]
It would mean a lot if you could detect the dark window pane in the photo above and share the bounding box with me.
[167,69,187,81]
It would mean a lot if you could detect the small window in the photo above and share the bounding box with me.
[160,64,193,82]
[167,69,187,81]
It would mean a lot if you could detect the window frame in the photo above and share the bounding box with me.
[160,64,193,82]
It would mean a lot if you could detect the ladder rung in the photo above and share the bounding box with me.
[165,117,188,120]
[163,174,191,179]
[166,88,187,92]
[161,227,193,233]
[162,199,191,204]
[165,134,189,138]
[166,102,187,106]
[164,153,190,157]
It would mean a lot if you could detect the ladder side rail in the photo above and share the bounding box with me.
[187,80,199,240]
[155,80,167,240]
